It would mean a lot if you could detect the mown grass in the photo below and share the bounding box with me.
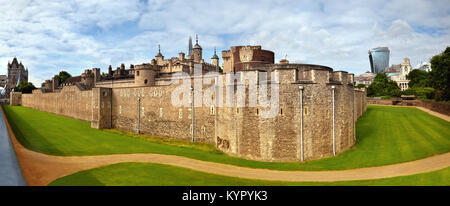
[3,104,450,171]
[48,162,450,186]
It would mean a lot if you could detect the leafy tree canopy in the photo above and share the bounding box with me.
[429,47,450,101]
[13,81,36,93]
[367,73,401,97]
[356,84,366,89]
[406,69,431,88]
[54,71,72,83]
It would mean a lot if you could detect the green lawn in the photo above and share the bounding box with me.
[3,105,450,171]
[48,162,450,186]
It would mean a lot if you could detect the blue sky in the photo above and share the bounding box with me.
[0,0,449,86]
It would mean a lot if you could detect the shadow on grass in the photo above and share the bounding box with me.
[2,105,64,155]
[48,172,105,186]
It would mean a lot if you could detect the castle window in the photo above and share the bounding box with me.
[244,55,248,62]
[144,79,148,84]
[304,107,309,116]
[236,107,240,114]
[137,71,140,76]
[256,108,259,116]
[210,105,215,115]
[280,108,283,116]
[261,56,265,61]
[202,125,206,135]
[159,108,163,118]
[179,108,183,119]
[244,65,249,70]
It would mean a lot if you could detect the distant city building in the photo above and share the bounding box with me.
[386,64,401,73]
[0,57,29,103]
[390,58,412,91]
[368,47,390,74]
[414,62,431,72]
[355,71,375,87]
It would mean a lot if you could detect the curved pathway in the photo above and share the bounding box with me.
[3,107,450,186]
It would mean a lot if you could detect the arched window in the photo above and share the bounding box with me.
[144,79,148,84]
[137,71,140,76]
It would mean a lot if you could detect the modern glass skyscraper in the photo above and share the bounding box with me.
[368,47,390,74]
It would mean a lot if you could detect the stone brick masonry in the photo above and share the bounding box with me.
[20,63,366,162]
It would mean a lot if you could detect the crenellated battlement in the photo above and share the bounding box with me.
[19,44,366,162]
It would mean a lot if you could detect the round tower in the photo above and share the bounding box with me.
[192,34,202,63]
[134,64,157,87]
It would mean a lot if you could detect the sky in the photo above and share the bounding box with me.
[0,0,449,86]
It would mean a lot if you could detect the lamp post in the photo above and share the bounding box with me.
[299,85,304,162]
[191,86,195,142]
[331,85,336,156]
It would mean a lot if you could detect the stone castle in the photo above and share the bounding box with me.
[11,36,366,162]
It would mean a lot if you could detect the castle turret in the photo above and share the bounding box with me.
[52,76,60,91]
[108,65,113,75]
[134,64,157,87]
[93,68,101,82]
[280,54,289,64]
[155,44,164,64]
[81,69,95,89]
[211,47,219,68]
[179,52,185,61]
[192,34,202,63]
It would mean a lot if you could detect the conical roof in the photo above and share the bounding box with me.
[193,34,202,49]
[11,57,19,65]
[211,47,219,59]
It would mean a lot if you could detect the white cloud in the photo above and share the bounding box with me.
[0,0,449,86]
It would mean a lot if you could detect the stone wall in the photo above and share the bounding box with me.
[421,100,450,116]
[110,83,216,144]
[215,65,367,161]
[10,92,22,106]
[22,86,97,122]
[18,65,366,162]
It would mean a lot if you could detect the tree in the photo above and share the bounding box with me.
[54,71,72,83]
[430,47,450,101]
[13,81,36,93]
[367,73,401,97]
[406,69,431,88]
[356,84,366,89]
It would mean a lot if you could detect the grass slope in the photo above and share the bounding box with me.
[3,105,450,171]
[48,162,450,186]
